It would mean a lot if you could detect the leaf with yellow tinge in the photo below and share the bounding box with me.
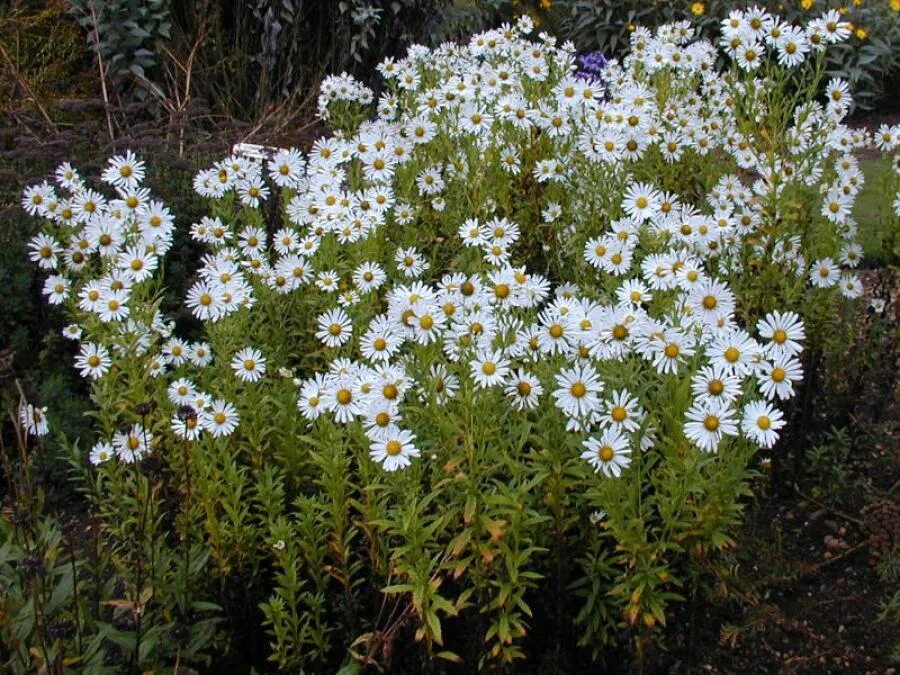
[436,650,462,663]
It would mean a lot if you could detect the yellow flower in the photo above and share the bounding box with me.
[852,0,861,5]
[801,0,814,9]
[855,26,868,39]
[892,0,900,11]
[539,0,551,8]
[837,5,848,14]
[691,1,705,15]
[627,22,636,31]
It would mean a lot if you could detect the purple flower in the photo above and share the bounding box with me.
[577,50,609,78]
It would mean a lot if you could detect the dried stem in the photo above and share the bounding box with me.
[86,5,115,142]
[0,42,57,132]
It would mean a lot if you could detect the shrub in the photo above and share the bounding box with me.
[10,8,900,672]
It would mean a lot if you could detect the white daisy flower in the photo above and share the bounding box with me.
[231,347,267,383]
[316,308,353,348]
[741,400,785,449]
[581,427,631,477]
[370,429,420,472]
[201,399,240,438]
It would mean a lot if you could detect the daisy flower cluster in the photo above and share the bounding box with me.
[23,153,176,358]
[20,154,234,459]
[165,12,882,476]
[22,12,896,478]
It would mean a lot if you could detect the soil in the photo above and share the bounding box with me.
[666,482,899,674]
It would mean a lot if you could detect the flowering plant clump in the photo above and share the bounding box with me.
[562,0,900,109]
[19,8,900,671]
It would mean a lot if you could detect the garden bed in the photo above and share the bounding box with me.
[3,8,900,674]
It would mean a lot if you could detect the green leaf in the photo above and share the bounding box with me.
[436,650,462,663]
[425,610,443,645]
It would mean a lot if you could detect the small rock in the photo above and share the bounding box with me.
[824,535,848,551]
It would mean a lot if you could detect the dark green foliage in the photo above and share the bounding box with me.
[67,0,171,82]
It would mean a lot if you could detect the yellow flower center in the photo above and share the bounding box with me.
[386,440,402,456]
[382,384,399,400]
[757,416,771,430]
[771,367,786,382]
[702,295,717,310]
[570,382,587,398]
[724,347,740,363]
[664,344,679,359]
[773,329,787,344]
[482,362,496,376]
[598,445,615,462]
[214,412,227,425]
[611,406,627,422]
[704,415,720,432]
[336,389,353,405]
